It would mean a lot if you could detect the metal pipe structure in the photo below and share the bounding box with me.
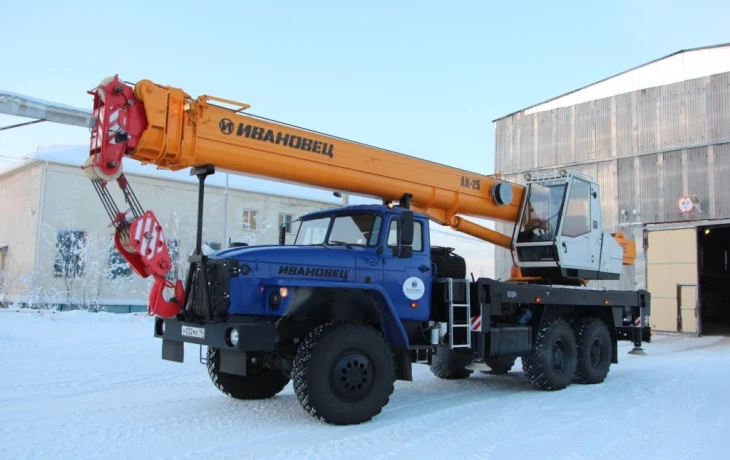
[0,90,93,129]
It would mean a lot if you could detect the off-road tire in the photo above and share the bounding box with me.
[430,346,473,379]
[431,247,467,279]
[522,317,577,391]
[482,356,517,375]
[207,347,290,399]
[573,317,612,384]
[292,321,395,425]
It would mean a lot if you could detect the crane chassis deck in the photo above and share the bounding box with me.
[150,165,651,425]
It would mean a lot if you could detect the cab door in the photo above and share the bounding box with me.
[381,215,431,322]
[557,177,601,274]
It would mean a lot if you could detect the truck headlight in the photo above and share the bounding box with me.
[269,291,281,310]
[229,329,239,346]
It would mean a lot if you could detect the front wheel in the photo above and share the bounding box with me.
[292,321,395,425]
[207,347,290,400]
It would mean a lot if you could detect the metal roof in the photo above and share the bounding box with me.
[493,42,730,122]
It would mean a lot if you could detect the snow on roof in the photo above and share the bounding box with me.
[494,42,730,120]
[0,144,361,205]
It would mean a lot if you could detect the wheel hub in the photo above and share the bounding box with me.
[552,339,566,371]
[332,352,373,400]
[590,338,603,366]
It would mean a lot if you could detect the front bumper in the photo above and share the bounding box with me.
[154,315,278,363]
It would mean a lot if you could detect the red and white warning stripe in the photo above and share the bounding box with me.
[470,315,482,332]
[634,316,641,327]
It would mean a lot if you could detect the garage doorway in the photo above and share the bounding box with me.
[697,224,730,336]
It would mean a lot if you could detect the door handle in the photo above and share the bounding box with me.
[562,242,567,253]
[419,264,430,273]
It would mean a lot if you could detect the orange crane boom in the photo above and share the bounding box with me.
[86,76,521,250]
[83,76,635,316]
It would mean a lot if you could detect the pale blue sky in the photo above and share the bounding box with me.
[1,0,729,176]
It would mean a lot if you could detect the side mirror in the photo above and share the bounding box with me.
[278,224,286,245]
[392,211,414,258]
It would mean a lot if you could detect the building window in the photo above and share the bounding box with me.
[107,239,132,280]
[242,209,258,230]
[0,245,7,272]
[280,213,294,234]
[206,241,221,251]
[54,230,87,278]
[166,238,180,281]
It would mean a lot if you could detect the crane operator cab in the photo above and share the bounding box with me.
[511,170,624,283]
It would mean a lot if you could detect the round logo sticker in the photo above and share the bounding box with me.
[403,277,425,300]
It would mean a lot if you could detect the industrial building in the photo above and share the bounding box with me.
[493,43,730,336]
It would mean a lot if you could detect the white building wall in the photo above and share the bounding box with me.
[1,160,335,310]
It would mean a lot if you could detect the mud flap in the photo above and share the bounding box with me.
[162,339,184,363]
[220,349,248,376]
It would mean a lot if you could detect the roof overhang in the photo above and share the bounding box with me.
[493,42,730,122]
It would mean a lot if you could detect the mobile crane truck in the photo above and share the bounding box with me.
[83,76,651,425]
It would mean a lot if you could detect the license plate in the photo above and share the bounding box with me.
[181,325,205,339]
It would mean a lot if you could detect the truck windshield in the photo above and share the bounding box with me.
[294,213,383,247]
[294,217,330,245]
[328,214,382,247]
[517,182,567,243]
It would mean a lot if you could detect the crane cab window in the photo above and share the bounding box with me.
[517,182,566,243]
[387,219,423,252]
[561,179,591,238]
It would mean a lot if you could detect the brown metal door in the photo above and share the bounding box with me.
[646,228,698,333]
[677,284,699,335]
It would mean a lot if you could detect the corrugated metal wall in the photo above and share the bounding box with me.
[493,70,730,290]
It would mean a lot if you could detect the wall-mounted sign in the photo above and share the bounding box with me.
[677,196,694,214]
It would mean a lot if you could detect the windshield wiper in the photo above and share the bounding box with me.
[328,240,353,249]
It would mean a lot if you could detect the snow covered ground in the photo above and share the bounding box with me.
[1,310,729,460]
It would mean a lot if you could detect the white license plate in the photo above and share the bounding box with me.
[181,325,205,339]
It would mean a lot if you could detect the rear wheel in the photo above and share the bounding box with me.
[430,346,473,379]
[292,321,395,425]
[573,317,612,384]
[207,347,290,400]
[482,356,517,375]
[522,317,577,391]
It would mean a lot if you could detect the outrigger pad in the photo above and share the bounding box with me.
[628,347,647,356]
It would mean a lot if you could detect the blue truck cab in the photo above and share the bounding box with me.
[218,204,434,329]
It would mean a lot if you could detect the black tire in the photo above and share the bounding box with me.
[430,346,473,379]
[522,317,577,391]
[207,347,290,399]
[482,356,516,375]
[292,321,395,425]
[573,317,612,384]
[431,247,467,279]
